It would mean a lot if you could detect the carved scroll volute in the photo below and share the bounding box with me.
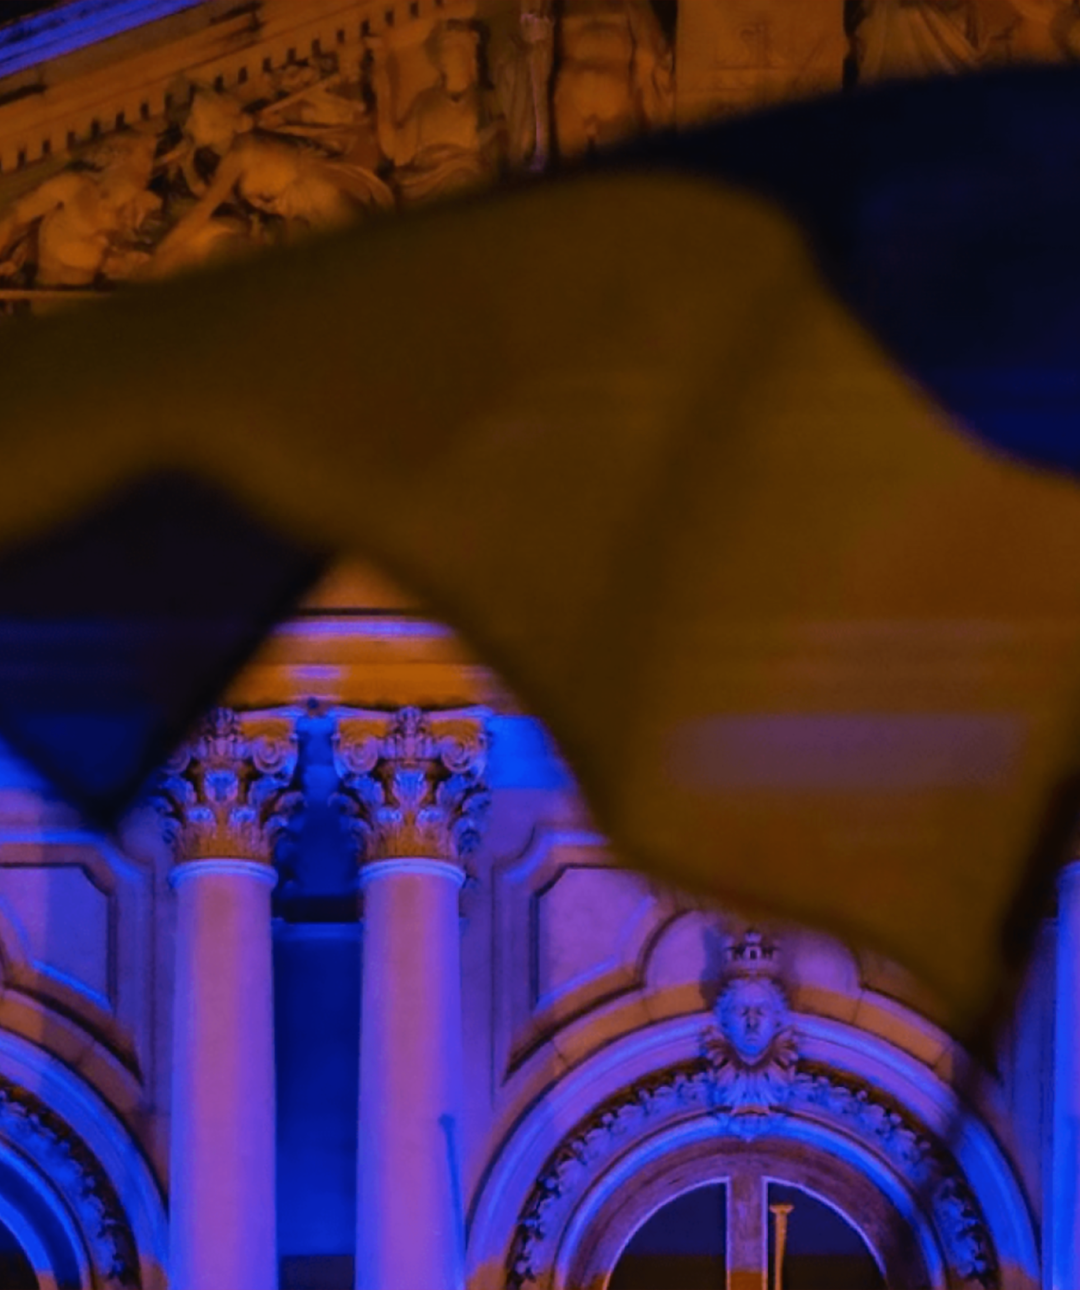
[332,706,491,864]
[157,707,302,863]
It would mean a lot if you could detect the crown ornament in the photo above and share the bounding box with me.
[723,929,780,976]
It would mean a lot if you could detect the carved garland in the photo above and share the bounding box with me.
[504,1057,997,1289]
[0,1074,140,1286]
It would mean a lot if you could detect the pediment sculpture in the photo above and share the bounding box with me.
[0,130,162,287]
[851,0,1080,82]
[554,0,674,156]
[368,18,500,206]
[0,1,675,298]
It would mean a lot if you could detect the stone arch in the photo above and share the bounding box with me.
[0,1031,167,1290]
[466,1014,1038,1290]
[0,1187,66,1290]
[0,1144,92,1289]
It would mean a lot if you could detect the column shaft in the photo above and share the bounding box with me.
[170,860,278,1290]
[356,859,465,1290]
[729,1171,766,1290]
[1052,861,1080,1290]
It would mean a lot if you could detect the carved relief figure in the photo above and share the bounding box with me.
[368,20,501,205]
[494,2,557,170]
[0,131,160,286]
[703,929,797,1136]
[980,0,1080,63]
[553,0,674,157]
[851,0,1080,80]
[152,85,393,276]
[0,5,682,295]
[849,0,987,80]
[258,61,385,165]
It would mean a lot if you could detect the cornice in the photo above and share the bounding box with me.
[226,612,516,711]
[0,0,205,83]
[0,0,493,174]
[0,611,518,716]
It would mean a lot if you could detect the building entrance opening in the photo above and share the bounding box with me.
[609,1177,885,1290]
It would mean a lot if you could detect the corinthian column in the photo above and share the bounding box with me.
[335,706,489,1290]
[159,708,301,1290]
[1053,860,1080,1290]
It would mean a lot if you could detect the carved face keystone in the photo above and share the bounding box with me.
[718,978,785,1063]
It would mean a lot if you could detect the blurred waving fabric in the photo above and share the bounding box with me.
[2,68,1080,1032]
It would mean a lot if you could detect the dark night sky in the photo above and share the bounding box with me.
[2,2,63,21]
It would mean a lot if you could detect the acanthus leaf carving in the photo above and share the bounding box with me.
[791,1063,997,1286]
[332,706,490,864]
[154,707,301,862]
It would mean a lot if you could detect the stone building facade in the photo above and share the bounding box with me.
[0,2,1071,1288]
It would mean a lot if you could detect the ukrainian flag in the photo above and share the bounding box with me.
[1,68,1080,1034]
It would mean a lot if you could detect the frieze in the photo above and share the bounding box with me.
[0,1073,140,1286]
[505,1051,997,1289]
[0,1,675,299]
[2,0,1078,291]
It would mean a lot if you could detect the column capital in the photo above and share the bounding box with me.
[155,707,302,864]
[333,706,490,865]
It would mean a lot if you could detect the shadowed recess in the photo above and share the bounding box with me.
[609,1184,726,1290]
[768,1183,886,1290]
[0,1216,37,1290]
